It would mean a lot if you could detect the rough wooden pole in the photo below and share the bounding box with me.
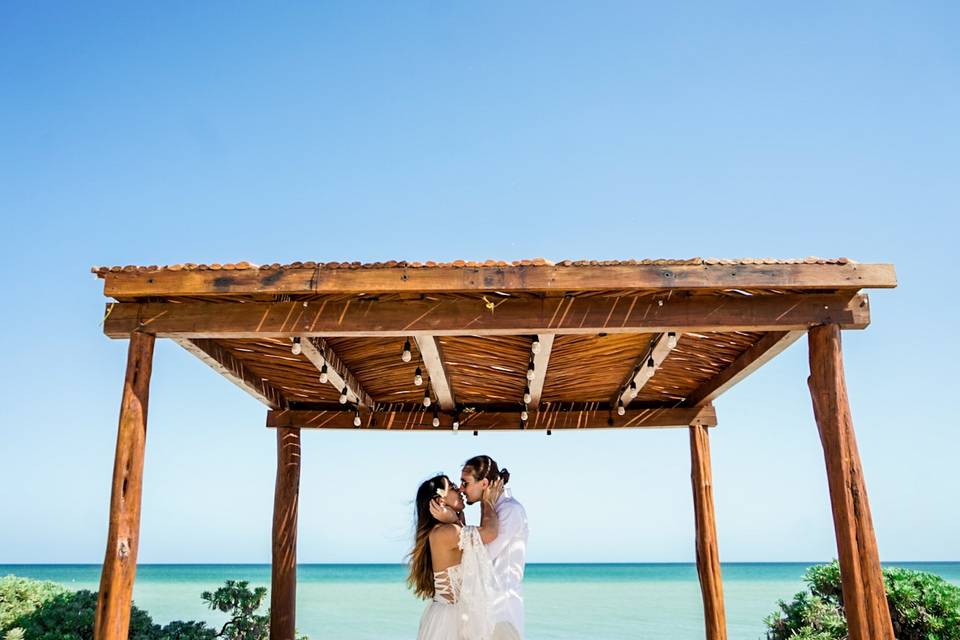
[94,331,155,640]
[807,325,893,640]
[690,423,727,640]
[271,427,301,640]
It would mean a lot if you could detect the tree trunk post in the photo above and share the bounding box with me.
[271,427,301,640]
[807,324,893,640]
[94,331,156,640]
[690,421,727,640]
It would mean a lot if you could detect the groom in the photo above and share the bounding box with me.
[459,455,529,640]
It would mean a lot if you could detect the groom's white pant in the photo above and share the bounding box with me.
[493,622,521,640]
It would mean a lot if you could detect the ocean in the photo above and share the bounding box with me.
[3,563,958,639]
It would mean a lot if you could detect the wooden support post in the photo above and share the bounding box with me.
[690,422,727,640]
[94,332,155,640]
[807,325,893,640]
[271,427,301,640]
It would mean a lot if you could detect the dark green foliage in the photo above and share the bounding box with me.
[765,561,960,640]
[0,576,304,640]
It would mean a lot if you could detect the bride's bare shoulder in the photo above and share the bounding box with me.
[429,523,460,543]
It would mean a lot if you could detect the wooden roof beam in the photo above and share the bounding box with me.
[682,330,805,407]
[173,338,286,409]
[296,337,373,409]
[99,262,897,298]
[266,403,717,431]
[526,334,555,408]
[414,336,455,410]
[614,332,679,410]
[103,292,871,338]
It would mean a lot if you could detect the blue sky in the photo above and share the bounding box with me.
[0,2,956,563]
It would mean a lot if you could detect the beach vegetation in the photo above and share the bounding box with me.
[765,561,960,640]
[0,576,306,640]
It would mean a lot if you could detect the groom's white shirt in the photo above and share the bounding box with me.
[486,488,528,637]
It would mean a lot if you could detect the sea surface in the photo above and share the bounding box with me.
[3,563,958,639]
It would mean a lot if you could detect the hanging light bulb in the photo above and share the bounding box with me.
[526,359,535,381]
[401,339,412,363]
[547,429,552,436]
[319,363,329,384]
[291,337,302,355]
[531,336,541,354]
[521,407,529,421]
[453,413,460,431]
[473,430,478,437]
[414,367,423,386]
[629,380,638,397]
[667,332,678,349]
[353,410,361,427]
[617,399,626,416]
[647,356,656,373]
[432,408,440,428]
[423,388,431,408]
[339,386,348,404]
[523,385,531,404]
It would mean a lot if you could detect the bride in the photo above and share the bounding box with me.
[408,474,503,640]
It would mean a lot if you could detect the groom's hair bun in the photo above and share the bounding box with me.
[464,455,503,484]
[499,468,510,485]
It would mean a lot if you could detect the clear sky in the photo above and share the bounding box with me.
[1,2,957,564]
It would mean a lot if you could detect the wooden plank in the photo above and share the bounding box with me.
[271,427,300,640]
[104,293,871,339]
[94,332,155,640]
[266,404,716,430]
[297,337,372,409]
[807,325,894,640]
[414,336,455,410]
[173,338,286,409]
[690,422,728,640]
[100,262,897,297]
[683,331,804,407]
[527,334,555,407]
[615,332,678,409]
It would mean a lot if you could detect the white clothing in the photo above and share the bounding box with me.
[486,489,528,637]
[418,526,499,640]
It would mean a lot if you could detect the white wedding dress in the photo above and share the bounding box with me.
[417,525,500,640]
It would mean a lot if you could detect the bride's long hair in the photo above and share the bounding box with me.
[407,474,452,599]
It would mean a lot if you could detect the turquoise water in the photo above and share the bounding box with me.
[3,563,959,639]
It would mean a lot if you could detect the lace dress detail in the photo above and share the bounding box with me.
[432,564,462,603]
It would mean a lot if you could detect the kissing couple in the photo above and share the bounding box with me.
[408,455,529,640]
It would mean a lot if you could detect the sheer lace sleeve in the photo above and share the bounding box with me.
[457,525,499,640]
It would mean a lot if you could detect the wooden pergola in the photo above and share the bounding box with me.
[91,257,897,640]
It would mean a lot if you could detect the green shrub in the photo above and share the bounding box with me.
[0,575,67,631]
[765,561,960,640]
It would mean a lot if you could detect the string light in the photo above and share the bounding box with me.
[629,380,638,397]
[353,410,361,427]
[531,336,541,354]
[547,429,552,436]
[319,363,329,384]
[339,386,348,404]
[667,332,678,349]
[423,388,431,408]
[401,339,412,363]
[521,407,529,421]
[646,356,656,373]
[414,367,423,386]
[526,359,535,381]
[452,413,460,432]
[523,385,532,404]
[291,337,302,355]
[617,399,626,416]
[473,430,478,437]
[432,408,440,428]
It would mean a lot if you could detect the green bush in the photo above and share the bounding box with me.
[0,576,304,640]
[765,561,960,640]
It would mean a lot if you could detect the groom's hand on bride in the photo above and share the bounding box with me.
[482,477,504,505]
[430,498,460,524]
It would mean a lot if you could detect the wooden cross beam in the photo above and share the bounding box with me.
[174,338,286,409]
[614,332,679,409]
[414,336,455,410]
[683,331,805,407]
[296,337,373,409]
[103,293,871,338]
[266,404,717,431]
[527,334,555,407]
